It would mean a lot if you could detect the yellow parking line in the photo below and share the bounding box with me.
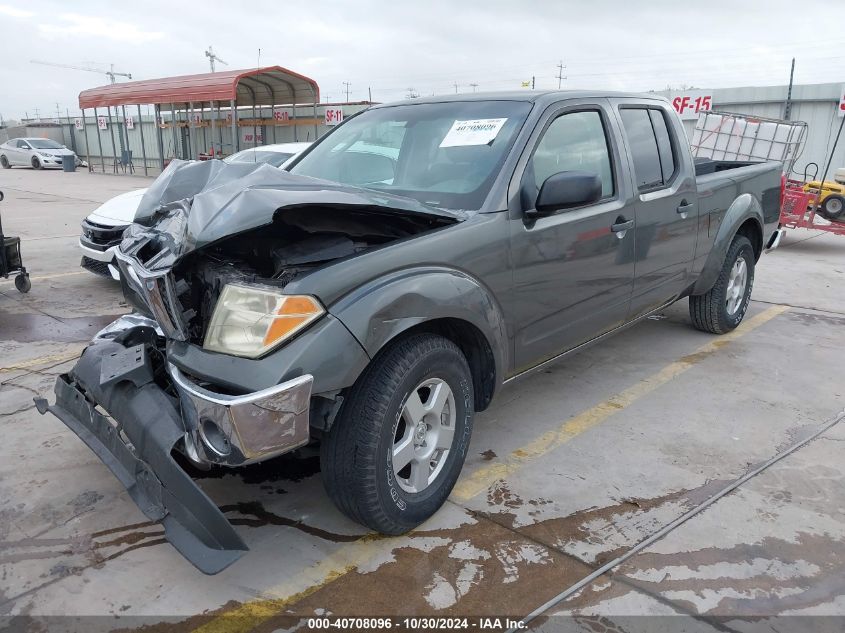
[192,540,384,633]
[0,348,84,373]
[451,304,789,500]
[191,303,789,632]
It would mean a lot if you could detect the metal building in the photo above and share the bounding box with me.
[661,83,845,178]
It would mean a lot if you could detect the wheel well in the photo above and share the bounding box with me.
[736,218,762,261]
[391,318,496,412]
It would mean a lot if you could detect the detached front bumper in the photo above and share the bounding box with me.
[36,315,313,574]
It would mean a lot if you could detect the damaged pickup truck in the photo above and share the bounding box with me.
[37,91,783,573]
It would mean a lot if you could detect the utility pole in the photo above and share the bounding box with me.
[454,82,459,93]
[532,76,535,90]
[556,60,567,89]
[343,81,351,102]
[368,86,372,102]
[34,107,40,121]
[784,57,796,120]
[469,83,479,92]
[205,46,228,72]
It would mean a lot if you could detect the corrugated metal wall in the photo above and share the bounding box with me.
[664,83,844,179]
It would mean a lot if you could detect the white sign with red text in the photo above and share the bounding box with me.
[125,115,135,130]
[838,85,845,118]
[241,129,264,145]
[74,118,84,131]
[273,109,290,122]
[324,107,344,126]
[97,116,107,130]
[669,91,713,120]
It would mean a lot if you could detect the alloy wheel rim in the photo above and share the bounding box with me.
[725,257,748,315]
[827,198,843,214]
[392,377,456,494]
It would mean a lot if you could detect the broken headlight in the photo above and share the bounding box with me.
[203,284,324,358]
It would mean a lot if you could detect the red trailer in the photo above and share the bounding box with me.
[780,166,845,238]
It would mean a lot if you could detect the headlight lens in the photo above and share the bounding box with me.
[203,284,324,358]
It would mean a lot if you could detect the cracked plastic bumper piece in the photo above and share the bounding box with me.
[35,339,249,574]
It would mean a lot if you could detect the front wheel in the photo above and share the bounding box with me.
[321,333,474,535]
[0,155,10,169]
[689,235,755,334]
[14,273,31,294]
[30,156,41,169]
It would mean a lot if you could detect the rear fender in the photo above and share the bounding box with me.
[330,267,508,395]
[692,193,762,296]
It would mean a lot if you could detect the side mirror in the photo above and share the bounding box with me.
[532,170,602,216]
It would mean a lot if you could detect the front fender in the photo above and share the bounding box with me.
[330,266,508,392]
[692,193,762,296]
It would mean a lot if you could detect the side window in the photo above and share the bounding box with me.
[619,109,662,190]
[649,109,676,183]
[16,140,29,149]
[530,110,614,199]
[620,107,678,190]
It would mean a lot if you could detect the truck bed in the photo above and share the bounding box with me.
[694,157,762,176]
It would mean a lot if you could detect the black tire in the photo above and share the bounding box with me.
[820,194,845,222]
[321,333,474,535]
[0,155,9,169]
[30,156,41,170]
[14,274,31,294]
[689,235,754,334]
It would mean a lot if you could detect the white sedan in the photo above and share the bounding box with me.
[79,142,311,279]
[0,137,85,169]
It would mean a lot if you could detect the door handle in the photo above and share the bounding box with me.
[677,200,694,214]
[611,219,634,233]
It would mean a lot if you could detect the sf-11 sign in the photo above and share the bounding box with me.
[669,91,713,120]
[325,107,344,126]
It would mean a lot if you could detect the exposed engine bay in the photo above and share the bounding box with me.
[170,205,454,343]
[118,159,462,345]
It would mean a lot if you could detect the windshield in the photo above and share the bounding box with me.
[291,100,532,210]
[28,139,64,149]
[224,149,294,167]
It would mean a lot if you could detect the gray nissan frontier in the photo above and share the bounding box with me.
[37,91,783,573]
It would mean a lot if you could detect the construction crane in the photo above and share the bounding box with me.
[30,60,132,84]
[205,46,228,72]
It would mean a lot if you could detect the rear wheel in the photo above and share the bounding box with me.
[0,155,9,169]
[689,235,754,334]
[320,333,474,535]
[30,156,41,170]
[820,194,845,222]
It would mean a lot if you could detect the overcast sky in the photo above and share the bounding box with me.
[1,0,843,120]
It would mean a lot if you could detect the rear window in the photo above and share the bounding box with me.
[619,108,677,191]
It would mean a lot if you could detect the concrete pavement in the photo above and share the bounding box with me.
[1,168,843,631]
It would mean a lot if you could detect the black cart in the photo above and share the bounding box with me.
[0,191,31,293]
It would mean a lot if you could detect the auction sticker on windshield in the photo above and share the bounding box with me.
[440,118,507,147]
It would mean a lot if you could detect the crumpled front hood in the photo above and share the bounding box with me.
[126,159,464,270]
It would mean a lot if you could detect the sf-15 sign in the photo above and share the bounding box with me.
[669,91,713,120]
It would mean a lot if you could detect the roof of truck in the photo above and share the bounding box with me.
[371,90,670,107]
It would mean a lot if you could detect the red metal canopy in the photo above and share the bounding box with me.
[78,66,319,109]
